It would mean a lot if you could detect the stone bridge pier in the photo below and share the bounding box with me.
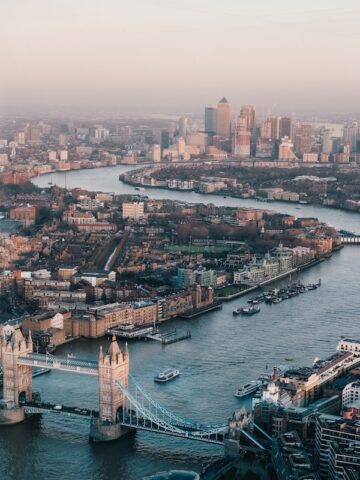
[0,326,33,425]
[90,336,130,442]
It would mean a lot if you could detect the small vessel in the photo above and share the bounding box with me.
[233,305,260,315]
[154,368,180,383]
[241,305,260,315]
[234,380,262,398]
[135,186,145,191]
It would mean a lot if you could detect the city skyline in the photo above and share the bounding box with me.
[1,1,360,114]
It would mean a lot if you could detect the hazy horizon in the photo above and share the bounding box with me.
[1,0,360,115]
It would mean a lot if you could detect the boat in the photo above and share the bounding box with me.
[154,368,180,383]
[234,380,262,398]
[135,186,145,191]
[241,305,260,315]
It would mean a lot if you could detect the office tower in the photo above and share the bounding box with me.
[232,114,251,158]
[343,122,358,153]
[240,105,256,131]
[216,97,232,138]
[278,136,297,161]
[280,117,293,141]
[15,131,25,145]
[205,106,217,134]
[270,116,281,140]
[178,116,189,138]
[28,125,41,144]
[260,118,272,139]
[294,124,313,155]
[161,130,170,150]
[322,129,333,155]
[58,133,67,146]
[151,144,161,162]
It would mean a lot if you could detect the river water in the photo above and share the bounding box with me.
[0,166,359,480]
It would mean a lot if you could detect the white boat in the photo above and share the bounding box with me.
[234,380,262,398]
[154,368,180,383]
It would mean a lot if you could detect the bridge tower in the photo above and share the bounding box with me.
[0,326,33,424]
[90,336,130,442]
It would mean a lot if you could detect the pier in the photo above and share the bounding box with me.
[145,328,192,345]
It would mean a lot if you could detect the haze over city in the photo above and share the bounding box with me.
[1,0,360,115]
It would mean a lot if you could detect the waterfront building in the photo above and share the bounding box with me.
[216,97,232,138]
[122,202,144,219]
[337,338,360,355]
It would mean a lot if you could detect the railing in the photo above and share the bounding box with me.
[115,378,227,445]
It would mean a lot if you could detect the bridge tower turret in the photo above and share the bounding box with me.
[98,336,129,422]
[1,326,33,405]
[0,326,33,425]
[90,336,130,442]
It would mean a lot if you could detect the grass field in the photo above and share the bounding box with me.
[166,244,232,254]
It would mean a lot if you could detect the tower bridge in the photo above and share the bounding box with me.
[0,326,267,452]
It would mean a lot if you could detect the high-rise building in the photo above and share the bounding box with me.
[161,130,170,150]
[280,117,293,141]
[271,116,281,140]
[178,116,189,138]
[240,105,256,131]
[216,97,232,138]
[205,106,217,134]
[232,114,251,158]
[260,118,272,139]
[322,129,333,155]
[294,124,313,155]
[278,136,297,161]
[343,122,358,153]
[151,144,161,162]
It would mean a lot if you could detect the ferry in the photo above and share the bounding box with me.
[234,380,262,398]
[154,368,180,383]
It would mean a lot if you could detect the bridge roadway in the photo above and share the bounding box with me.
[22,400,98,419]
[17,352,99,376]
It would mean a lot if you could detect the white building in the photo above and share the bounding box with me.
[342,381,360,407]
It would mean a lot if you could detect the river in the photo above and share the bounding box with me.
[0,166,359,480]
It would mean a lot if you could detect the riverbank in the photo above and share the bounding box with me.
[119,165,360,215]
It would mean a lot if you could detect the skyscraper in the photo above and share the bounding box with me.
[279,117,293,141]
[216,97,232,138]
[240,105,256,131]
[322,129,333,155]
[178,116,189,138]
[205,106,217,134]
[294,124,313,155]
[232,114,251,158]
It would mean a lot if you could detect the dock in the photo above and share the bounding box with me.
[145,328,192,345]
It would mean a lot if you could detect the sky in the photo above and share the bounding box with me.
[1,0,360,115]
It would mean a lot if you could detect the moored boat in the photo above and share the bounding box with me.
[234,380,262,398]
